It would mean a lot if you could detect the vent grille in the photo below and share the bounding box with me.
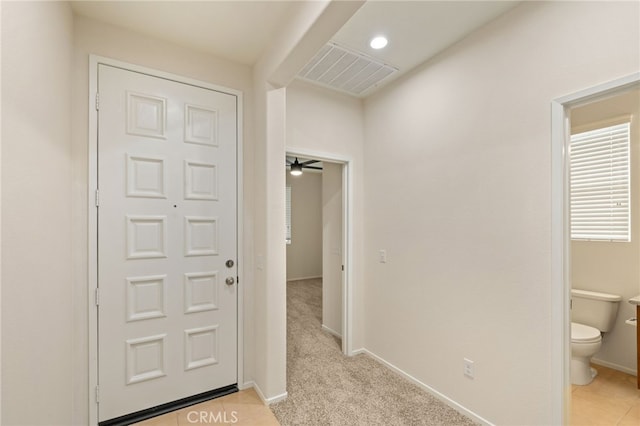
[298,43,398,97]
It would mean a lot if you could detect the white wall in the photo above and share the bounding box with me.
[1,2,74,424]
[571,89,640,374]
[286,172,322,281]
[322,162,343,337]
[286,79,364,349]
[362,2,639,424]
[70,15,254,424]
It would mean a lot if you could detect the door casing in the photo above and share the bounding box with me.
[88,55,245,425]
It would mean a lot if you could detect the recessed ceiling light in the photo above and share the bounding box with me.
[370,36,388,50]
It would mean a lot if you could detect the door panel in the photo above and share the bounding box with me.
[97,65,237,421]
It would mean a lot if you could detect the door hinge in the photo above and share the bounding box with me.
[95,385,100,403]
[237,276,239,284]
[95,92,100,111]
[95,189,100,207]
[342,265,344,271]
[95,288,99,306]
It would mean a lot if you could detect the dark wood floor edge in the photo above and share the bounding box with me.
[99,384,238,426]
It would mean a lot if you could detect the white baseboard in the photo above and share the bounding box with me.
[286,275,322,282]
[266,391,288,405]
[360,348,494,426]
[351,347,366,356]
[251,381,288,405]
[239,380,254,391]
[592,358,638,376]
[321,324,342,338]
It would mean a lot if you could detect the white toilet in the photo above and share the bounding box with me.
[571,289,621,385]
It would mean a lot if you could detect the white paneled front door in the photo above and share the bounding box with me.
[97,64,238,421]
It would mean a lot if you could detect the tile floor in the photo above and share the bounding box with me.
[571,364,640,426]
[133,388,280,426]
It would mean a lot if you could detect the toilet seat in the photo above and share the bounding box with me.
[571,322,601,343]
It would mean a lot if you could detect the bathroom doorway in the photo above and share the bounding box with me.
[569,89,639,372]
[551,72,640,424]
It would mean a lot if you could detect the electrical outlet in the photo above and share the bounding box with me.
[379,249,387,263]
[463,358,474,379]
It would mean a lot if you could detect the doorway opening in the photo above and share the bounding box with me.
[285,150,352,356]
[551,72,640,424]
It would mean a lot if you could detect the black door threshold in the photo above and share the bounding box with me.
[99,384,238,426]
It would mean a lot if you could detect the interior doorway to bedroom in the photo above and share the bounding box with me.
[285,153,348,354]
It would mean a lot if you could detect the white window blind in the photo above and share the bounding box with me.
[570,121,631,241]
[286,185,292,244]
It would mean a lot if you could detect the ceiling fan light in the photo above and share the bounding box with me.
[290,158,303,176]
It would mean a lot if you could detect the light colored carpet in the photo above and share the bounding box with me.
[270,278,477,426]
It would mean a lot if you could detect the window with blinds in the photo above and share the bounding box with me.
[570,121,631,241]
[286,185,292,244]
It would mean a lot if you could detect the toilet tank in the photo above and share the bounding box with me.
[571,289,621,332]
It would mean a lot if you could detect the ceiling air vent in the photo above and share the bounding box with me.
[297,42,398,97]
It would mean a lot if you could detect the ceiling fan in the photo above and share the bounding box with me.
[286,157,323,176]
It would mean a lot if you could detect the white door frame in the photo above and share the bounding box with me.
[88,55,245,424]
[550,71,640,425]
[285,148,354,356]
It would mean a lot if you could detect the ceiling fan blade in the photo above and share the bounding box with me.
[303,166,323,170]
[301,160,319,166]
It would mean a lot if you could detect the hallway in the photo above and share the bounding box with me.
[270,279,476,425]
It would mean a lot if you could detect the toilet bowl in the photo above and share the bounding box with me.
[570,289,621,385]
[571,322,602,385]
